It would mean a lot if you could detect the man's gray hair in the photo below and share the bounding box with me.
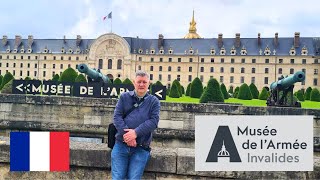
[135,70,149,79]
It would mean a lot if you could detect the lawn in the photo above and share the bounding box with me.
[162,95,320,109]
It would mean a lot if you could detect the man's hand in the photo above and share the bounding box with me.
[123,129,137,143]
[126,139,137,147]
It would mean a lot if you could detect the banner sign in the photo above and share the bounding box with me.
[195,116,313,171]
[12,80,166,100]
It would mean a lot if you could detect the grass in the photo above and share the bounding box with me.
[162,95,320,109]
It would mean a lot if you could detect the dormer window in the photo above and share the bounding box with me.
[150,49,155,54]
[230,46,236,55]
[61,47,65,53]
[189,47,194,54]
[220,46,226,55]
[210,48,215,55]
[241,46,247,55]
[13,49,18,53]
[264,46,271,56]
[289,46,296,56]
[301,45,308,56]
[6,46,10,53]
[68,48,73,53]
[76,46,81,54]
[159,49,164,54]
[168,47,173,54]
[138,48,143,54]
[43,48,48,53]
[20,48,25,53]
[27,48,32,53]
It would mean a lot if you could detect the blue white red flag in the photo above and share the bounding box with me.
[103,12,112,20]
[10,132,70,171]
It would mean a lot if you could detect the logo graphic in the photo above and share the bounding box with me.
[206,126,241,162]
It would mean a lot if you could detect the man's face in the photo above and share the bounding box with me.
[133,76,150,95]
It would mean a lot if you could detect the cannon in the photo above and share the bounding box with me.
[267,71,305,107]
[77,64,111,84]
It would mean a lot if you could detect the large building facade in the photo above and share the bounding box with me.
[0,13,319,91]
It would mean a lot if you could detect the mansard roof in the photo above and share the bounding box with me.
[0,35,318,56]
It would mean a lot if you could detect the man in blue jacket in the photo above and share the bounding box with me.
[111,70,161,180]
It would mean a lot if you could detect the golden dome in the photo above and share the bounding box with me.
[184,10,201,39]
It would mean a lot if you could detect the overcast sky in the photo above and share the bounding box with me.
[1,0,320,39]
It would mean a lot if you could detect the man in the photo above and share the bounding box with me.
[111,70,160,180]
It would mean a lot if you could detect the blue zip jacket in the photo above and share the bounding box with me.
[113,91,160,146]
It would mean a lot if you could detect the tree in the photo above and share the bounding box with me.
[237,83,253,100]
[24,76,32,81]
[200,78,224,103]
[169,82,180,98]
[1,79,13,94]
[180,85,185,95]
[122,78,133,85]
[52,74,60,82]
[304,87,312,100]
[0,75,3,87]
[220,83,229,99]
[259,87,269,100]
[190,77,203,98]
[228,86,234,94]
[172,80,182,97]
[186,83,191,96]
[310,88,320,102]
[249,83,259,99]
[113,78,122,84]
[59,68,78,83]
[155,81,163,86]
[0,72,14,90]
[296,89,304,101]
[75,74,87,82]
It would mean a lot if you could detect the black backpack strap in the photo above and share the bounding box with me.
[122,97,145,119]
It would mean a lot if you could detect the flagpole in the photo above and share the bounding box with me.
[111,17,112,33]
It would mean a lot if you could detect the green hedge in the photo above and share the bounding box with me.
[123,78,133,85]
[310,88,320,102]
[113,78,122,84]
[190,77,203,98]
[237,83,253,100]
[249,83,259,99]
[52,74,60,82]
[186,83,191,96]
[0,72,14,90]
[75,74,87,82]
[169,81,180,98]
[200,78,224,103]
[304,87,312,100]
[220,83,229,99]
[59,68,78,83]
[259,87,269,100]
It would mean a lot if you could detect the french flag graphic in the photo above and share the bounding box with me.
[10,132,70,171]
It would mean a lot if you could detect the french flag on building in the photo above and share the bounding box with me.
[10,132,70,171]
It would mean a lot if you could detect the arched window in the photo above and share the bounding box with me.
[117,59,122,69]
[98,59,103,69]
[168,66,171,71]
[108,59,112,69]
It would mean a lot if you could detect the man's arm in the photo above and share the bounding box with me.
[134,98,160,137]
[113,94,129,135]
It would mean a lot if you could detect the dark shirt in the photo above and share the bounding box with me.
[113,91,160,146]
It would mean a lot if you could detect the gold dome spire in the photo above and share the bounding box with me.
[184,10,201,39]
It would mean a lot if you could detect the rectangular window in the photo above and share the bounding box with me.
[230,76,234,83]
[44,56,47,60]
[34,71,37,77]
[200,75,204,82]
[201,58,204,63]
[315,59,319,64]
[43,71,46,77]
[265,59,269,63]
[302,59,306,64]
[290,59,294,64]
[314,69,319,75]
[150,66,153,71]
[138,57,142,61]
[251,77,255,84]
[61,56,64,60]
[150,74,153,80]
[241,76,245,83]
[28,56,30,60]
[231,58,235,63]
[14,56,16,59]
[20,63,23,68]
[210,67,214,72]
[76,57,79,60]
[21,56,23,60]
[159,74,162,81]
[178,58,181,62]
[13,63,16,68]
[265,68,269,74]
[188,75,192,82]
[43,64,46,68]
[220,67,224,73]
[264,77,268,84]
[230,67,234,73]
[200,67,204,72]
[211,58,214,63]
[189,67,192,72]
[168,58,172,62]
[53,56,56,60]
[168,75,171,81]
[241,58,245,63]
[13,70,15,76]
[60,64,63,69]
[35,64,37,68]
[27,71,30,76]
[159,66,162,71]
[35,56,38,60]
[6,63,9,67]
[279,59,283,63]
[27,63,30,68]
[160,58,163,62]
[0,55,2,59]
[177,75,180,81]
[20,71,22,76]
[189,58,193,62]
[151,57,154,62]
[221,58,224,63]
[219,76,223,83]
[290,68,294,74]
[314,78,318,86]
[53,64,56,69]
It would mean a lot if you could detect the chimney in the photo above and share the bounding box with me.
[257,33,261,46]
[235,33,241,48]
[14,35,22,48]
[294,32,300,48]
[158,34,164,49]
[63,35,66,43]
[76,35,82,46]
[2,35,8,46]
[274,32,278,47]
[218,33,223,48]
[28,35,33,48]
